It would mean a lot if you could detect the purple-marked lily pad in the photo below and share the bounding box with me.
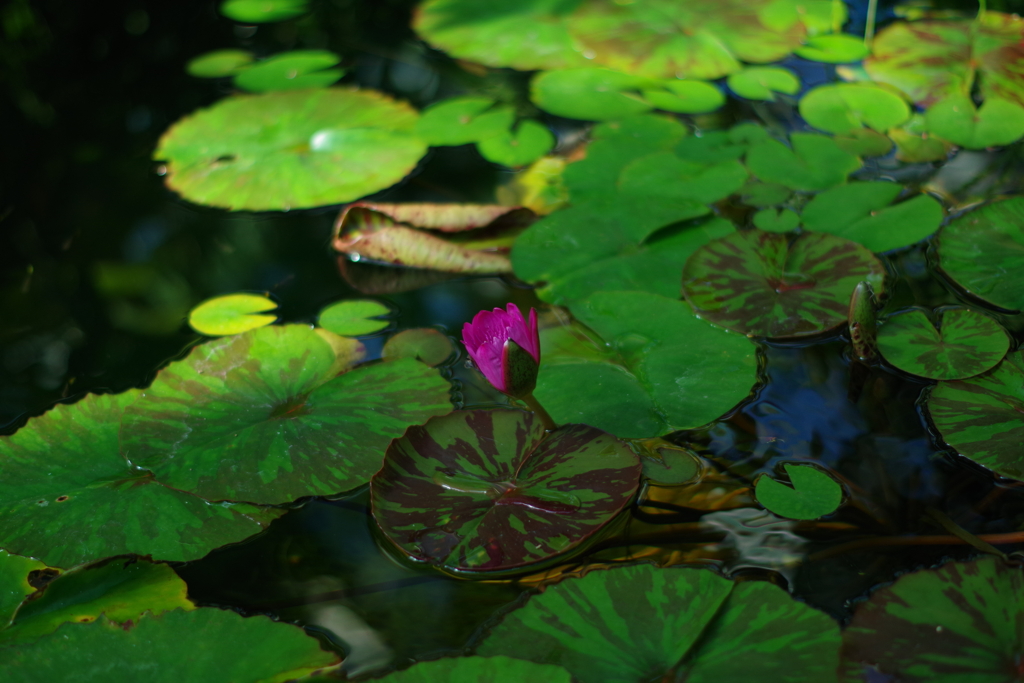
[122,325,453,505]
[370,409,641,573]
[927,350,1024,480]
[682,230,887,338]
[477,564,841,683]
[842,557,1024,682]
[0,391,283,568]
[0,551,49,628]
[877,307,1009,381]
[936,198,1024,312]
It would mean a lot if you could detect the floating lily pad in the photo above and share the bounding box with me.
[415,97,514,146]
[530,68,657,121]
[618,152,749,206]
[833,128,894,157]
[155,88,427,211]
[189,293,277,336]
[746,133,860,191]
[753,208,799,232]
[477,120,555,167]
[799,83,910,135]
[220,0,309,22]
[794,34,869,63]
[928,351,1024,480]
[889,115,952,163]
[477,564,840,683]
[382,329,455,367]
[499,156,569,215]
[0,391,283,568]
[233,50,344,93]
[638,442,702,485]
[842,557,1024,682]
[877,308,1009,381]
[682,230,887,338]
[377,657,571,683]
[534,291,758,438]
[0,551,48,628]
[0,608,341,681]
[371,409,641,573]
[800,182,944,252]
[754,463,842,520]
[924,94,1024,149]
[727,66,800,101]
[318,299,391,336]
[1,558,193,644]
[642,80,725,114]
[936,197,1024,312]
[122,325,453,504]
[186,49,254,78]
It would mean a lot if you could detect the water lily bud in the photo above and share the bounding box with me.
[461,303,541,398]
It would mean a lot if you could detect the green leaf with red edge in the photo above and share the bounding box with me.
[476,563,841,683]
[877,307,1009,381]
[682,230,887,338]
[122,325,453,505]
[370,409,641,574]
[841,557,1024,683]
[0,391,283,568]
[927,350,1024,480]
[0,551,49,628]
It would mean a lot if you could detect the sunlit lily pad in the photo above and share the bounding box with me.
[800,182,944,252]
[642,80,725,114]
[318,299,391,336]
[0,608,341,681]
[924,94,1024,149]
[746,133,860,191]
[928,351,1024,480]
[415,97,514,146]
[799,83,910,135]
[936,197,1024,312]
[189,293,277,336]
[842,557,1024,682]
[186,49,254,78]
[682,230,887,338]
[371,409,641,573]
[530,68,657,121]
[877,308,1009,381]
[1,558,193,644]
[0,551,48,628]
[154,88,427,211]
[476,120,555,167]
[794,34,870,63]
[220,0,309,22]
[122,325,453,504]
[377,657,571,683]
[889,114,953,163]
[382,329,455,367]
[233,50,344,93]
[0,391,283,568]
[833,128,894,157]
[477,563,840,683]
[727,66,800,101]
[754,463,842,520]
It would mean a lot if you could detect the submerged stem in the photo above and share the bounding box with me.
[864,0,878,46]
[521,392,558,432]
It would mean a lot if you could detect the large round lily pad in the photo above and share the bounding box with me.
[371,409,641,573]
[842,557,1024,682]
[924,94,1024,149]
[0,391,283,568]
[798,83,910,135]
[877,308,1009,381]
[0,608,341,681]
[936,198,1024,312]
[477,563,840,683]
[154,88,427,211]
[928,351,1024,480]
[682,230,887,338]
[122,325,453,505]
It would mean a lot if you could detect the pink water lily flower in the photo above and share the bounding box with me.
[461,303,540,398]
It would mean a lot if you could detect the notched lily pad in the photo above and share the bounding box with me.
[746,133,860,191]
[376,656,571,683]
[371,409,642,574]
[318,299,391,336]
[382,328,455,367]
[682,230,887,338]
[795,34,870,63]
[233,50,344,93]
[924,94,1024,149]
[799,83,910,135]
[477,120,555,167]
[727,66,800,101]
[189,293,277,336]
[186,49,254,78]
[220,0,309,22]
[754,463,842,520]
[415,97,514,146]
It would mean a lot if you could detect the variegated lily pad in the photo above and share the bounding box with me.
[682,230,887,338]
[477,563,840,683]
[928,351,1024,480]
[122,325,453,504]
[877,308,1009,381]
[370,409,641,573]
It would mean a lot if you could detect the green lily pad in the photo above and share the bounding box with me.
[477,120,555,167]
[530,68,656,121]
[746,133,861,191]
[799,83,910,135]
[833,128,894,157]
[928,351,1024,480]
[220,0,309,22]
[0,391,283,568]
[1,558,193,644]
[154,88,427,211]
[642,80,725,114]
[122,325,453,504]
[0,551,48,628]
[534,291,758,438]
[233,50,344,93]
[842,557,1024,682]
[477,563,840,683]
[0,608,340,681]
[727,66,800,101]
[794,34,869,63]
[371,409,641,573]
[800,182,944,252]
[188,293,277,336]
[382,328,455,367]
[877,308,1009,381]
[618,152,749,206]
[186,49,254,78]
[754,463,842,520]
[889,115,952,163]
[924,94,1024,149]
[682,230,887,338]
[638,443,702,485]
[415,97,514,146]
[753,208,800,233]
[936,197,1024,312]
[741,180,792,207]
[318,299,391,336]
[377,657,571,683]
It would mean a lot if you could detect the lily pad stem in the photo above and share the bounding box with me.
[521,392,557,432]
